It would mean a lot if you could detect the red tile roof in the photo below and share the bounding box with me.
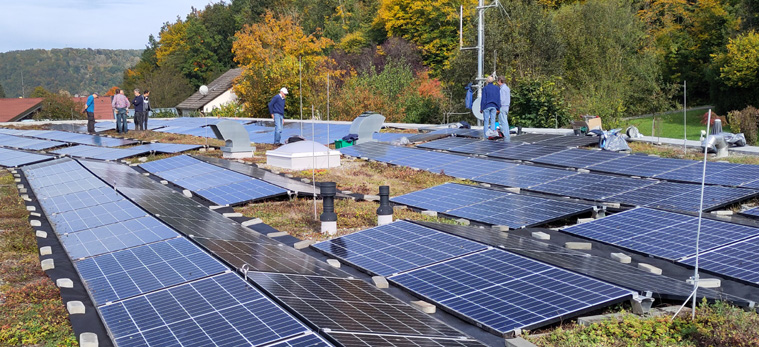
[71,96,118,120]
[0,98,43,122]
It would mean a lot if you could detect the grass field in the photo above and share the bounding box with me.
[622,108,714,141]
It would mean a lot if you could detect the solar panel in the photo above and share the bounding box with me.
[311,220,487,276]
[38,186,123,214]
[392,183,592,229]
[451,140,521,155]
[388,151,464,170]
[654,161,744,185]
[510,133,564,143]
[32,176,108,199]
[430,157,516,179]
[562,208,759,260]
[269,333,332,346]
[0,148,54,167]
[531,149,624,168]
[249,272,474,339]
[446,193,592,229]
[679,236,759,284]
[139,154,200,173]
[324,332,486,346]
[53,145,150,160]
[76,237,228,305]
[530,173,658,201]
[194,237,345,276]
[48,199,148,235]
[0,133,66,150]
[739,207,759,218]
[417,137,479,151]
[532,135,600,148]
[474,165,577,189]
[390,249,631,335]
[126,143,203,154]
[609,182,758,212]
[98,272,311,346]
[25,130,137,147]
[488,144,569,161]
[195,179,288,205]
[391,183,504,212]
[61,216,179,259]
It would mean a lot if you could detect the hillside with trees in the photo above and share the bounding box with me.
[122,0,758,129]
[0,48,142,98]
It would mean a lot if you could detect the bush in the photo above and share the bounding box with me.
[510,75,570,128]
[727,106,759,144]
[208,102,243,118]
[33,94,85,121]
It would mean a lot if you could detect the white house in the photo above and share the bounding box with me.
[176,68,242,115]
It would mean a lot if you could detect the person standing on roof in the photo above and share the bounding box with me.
[268,87,288,145]
[141,90,151,130]
[112,89,130,134]
[132,89,144,131]
[81,92,98,134]
[480,76,500,139]
[497,76,511,142]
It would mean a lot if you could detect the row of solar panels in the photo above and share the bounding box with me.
[58,159,491,345]
[419,136,759,189]
[0,128,137,147]
[311,220,633,335]
[341,142,758,212]
[23,158,331,346]
[139,155,289,206]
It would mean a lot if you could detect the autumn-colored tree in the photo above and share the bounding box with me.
[155,13,225,88]
[232,11,334,117]
[715,31,759,88]
[29,86,51,98]
[104,86,119,97]
[374,0,477,74]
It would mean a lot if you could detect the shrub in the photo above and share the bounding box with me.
[208,102,243,118]
[511,75,570,128]
[33,94,86,121]
[727,106,759,144]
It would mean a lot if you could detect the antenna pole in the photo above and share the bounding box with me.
[683,80,687,155]
[299,56,303,136]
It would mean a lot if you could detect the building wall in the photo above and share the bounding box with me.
[202,89,237,114]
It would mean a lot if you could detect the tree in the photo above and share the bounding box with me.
[155,13,225,88]
[29,86,51,98]
[374,0,477,73]
[711,31,759,112]
[232,11,334,117]
[0,83,5,98]
[34,94,85,120]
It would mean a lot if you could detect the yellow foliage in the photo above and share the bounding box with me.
[716,31,759,88]
[155,19,189,67]
[232,11,337,117]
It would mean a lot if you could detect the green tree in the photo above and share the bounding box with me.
[34,94,85,120]
[29,86,51,98]
[0,83,5,98]
[711,31,759,112]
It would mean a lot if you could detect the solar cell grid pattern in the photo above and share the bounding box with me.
[324,332,485,346]
[194,237,345,276]
[32,176,107,199]
[27,130,137,147]
[510,133,564,143]
[654,161,746,186]
[48,199,148,235]
[269,334,332,346]
[679,236,759,284]
[140,155,287,205]
[740,207,759,217]
[531,149,624,168]
[75,237,228,305]
[0,147,53,167]
[98,272,311,347]
[473,165,576,189]
[389,151,466,171]
[531,135,600,148]
[38,186,123,214]
[53,145,149,160]
[417,137,479,151]
[432,157,517,180]
[450,140,521,155]
[250,272,472,339]
[562,208,759,260]
[0,133,65,150]
[530,173,658,201]
[390,248,631,334]
[311,220,487,276]
[447,193,592,228]
[609,182,758,212]
[60,216,179,259]
[127,143,203,154]
[390,183,503,213]
[488,144,569,161]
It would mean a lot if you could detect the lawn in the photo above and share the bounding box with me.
[622,108,714,141]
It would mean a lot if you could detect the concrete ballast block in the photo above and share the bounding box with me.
[372,276,389,289]
[41,259,54,271]
[710,210,733,216]
[455,218,470,226]
[67,301,86,315]
[142,172,150,176]
[326,259,341,268]
[138,157,148,162]
[638,263,662,275]
[39,246,52,256]
[610,252,631,263]
[223,212,243,218]
[577,217,594,224]
[565,242,592,250]
[30,220,41,227]
[36,230,47,238]
[492,225,509,232]
[421,210,437,217]
[26,205,36,211]
[19,188,28,194]
[31,212,41,217]
[410,300,436,314]
[505,336,540,347]
[80,332,99,347]
[267,231,288,238]
[56,278,74,288]
[242,218,263,226]
[363,194,380,201]
[687,278,721,288]
[293,240,313,250]
[182,190,193,197]
[531,232,550,240]
[504,187,521,193]
[577,169,591,174]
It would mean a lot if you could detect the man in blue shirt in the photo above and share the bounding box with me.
[497,76,511,142]
[81,92,98,133]
[480,76,500,138]
[268,87,288,145]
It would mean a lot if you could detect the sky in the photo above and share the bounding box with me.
[0,0,218,53]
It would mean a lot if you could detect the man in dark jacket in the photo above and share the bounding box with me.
[132,89,144,131]
[480,76,500,138]
[268,87,288,145]
[141,90,151,130]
